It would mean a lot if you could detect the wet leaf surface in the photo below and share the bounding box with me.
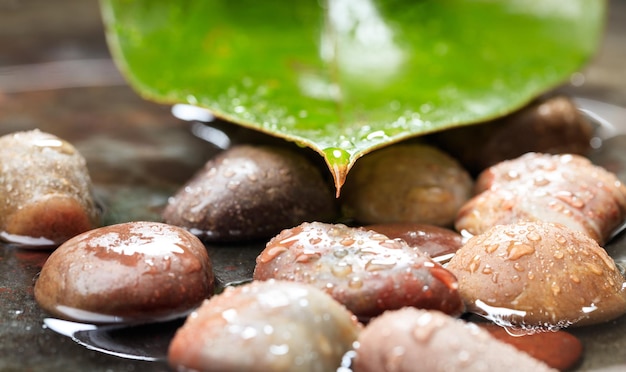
[101,0,604,191]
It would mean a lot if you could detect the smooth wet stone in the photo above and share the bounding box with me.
[341,143,472,227]
[34,221,214,323]
[352,308,555,372]
[0,130,101,247]
[447,220,626,328]
[162,145,337,243]
[456,152,626,245]
[168,280,361,372]
[254,222,464,319]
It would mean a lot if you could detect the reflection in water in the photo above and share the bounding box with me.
[171,104,231,149]
[44,317,184,362]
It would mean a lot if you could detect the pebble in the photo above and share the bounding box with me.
[447,220,626,328]
[352,308,556,372]
[168,280,361,372]
[34,221,214,323]
[0,130,101,247]
[456,152,626,245]
[162,145,337,242]
[341,143,472,227]
[254,222,464,320]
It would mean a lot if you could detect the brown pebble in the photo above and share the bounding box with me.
[447,220,626,328]
[162,145,337,242]
[0,130,100,247]
[341,143,473,227]
[34,221,214,323]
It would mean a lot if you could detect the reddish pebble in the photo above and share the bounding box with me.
[456,152,626,245]
[254,222,464,319]
[34,221,214,323]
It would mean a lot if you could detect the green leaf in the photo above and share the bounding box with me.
[101,0,604,193]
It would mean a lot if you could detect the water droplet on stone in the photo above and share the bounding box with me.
[269,344,289,356]
[309,237,322,245]
[331,262,353,277]
[340,238,355,246]
[259,246,288,263]
[384,346,406,370]
[468,255,481,273]
[379,239,403,249]
[295,251,320,263]
[370,233,388,242]
[505,170,520,181]
[33,138,76,155]
[585,262,604,276]
[365,257,397,271]
[526,231,541,242]
[411,312,442,343]
[485,244,499,253]
[491,272,499,283]
[348,276,363,289]
[506,243,535,260]
[226,180,240,190]
[555,191,585,209]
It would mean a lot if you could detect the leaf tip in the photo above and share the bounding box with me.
[322,147,351,198]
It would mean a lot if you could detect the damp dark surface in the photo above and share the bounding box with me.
[1,0,626,371]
